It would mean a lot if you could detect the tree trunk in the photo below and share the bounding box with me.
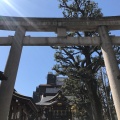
[87,81,103,120]
[84,103,93,120]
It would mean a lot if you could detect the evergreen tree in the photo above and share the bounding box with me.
[52,0,119,119]
[52,0,104,120]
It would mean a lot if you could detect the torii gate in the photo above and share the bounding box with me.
[0,16,120,120]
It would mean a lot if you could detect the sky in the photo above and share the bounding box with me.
[0,0,120,97]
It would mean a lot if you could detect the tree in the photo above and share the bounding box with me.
[62,77,92,120]
[95,68,117,120]
[52,0,105,120]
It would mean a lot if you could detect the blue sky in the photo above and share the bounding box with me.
[0,0,120,97]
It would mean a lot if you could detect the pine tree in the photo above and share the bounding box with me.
[52,0,118,120]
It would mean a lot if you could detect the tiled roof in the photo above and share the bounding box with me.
[36,95,57,105]
[13,91,38,112]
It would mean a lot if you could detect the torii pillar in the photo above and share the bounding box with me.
[0,27,25,120]
[98,26,120,120]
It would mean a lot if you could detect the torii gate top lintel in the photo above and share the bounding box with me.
[0,15,120,31]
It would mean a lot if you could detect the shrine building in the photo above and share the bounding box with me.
[33,72,72,120]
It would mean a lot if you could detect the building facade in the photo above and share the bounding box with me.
[33,73,72,120]
[8,90,39,120]
[33,72,65,103]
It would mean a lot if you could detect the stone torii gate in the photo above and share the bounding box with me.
[0,16,120,120]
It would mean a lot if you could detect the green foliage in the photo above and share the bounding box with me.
[113,45,120,66]
[58,0,103,18]
[52,1,104,120]
[52,0,117,119]
[62,78,91,119]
